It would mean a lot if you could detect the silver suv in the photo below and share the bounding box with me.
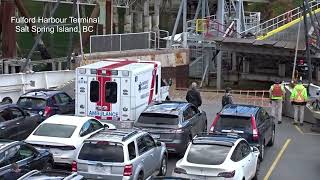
[74,129,168,180]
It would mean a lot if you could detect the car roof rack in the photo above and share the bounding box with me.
[91,129,139,141]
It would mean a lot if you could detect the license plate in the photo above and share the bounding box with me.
[151,134,160,139]
[89,165,110,174]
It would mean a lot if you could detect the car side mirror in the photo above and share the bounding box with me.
[103,124,109,129]
[252,146,259,152]
[156,141,162,147]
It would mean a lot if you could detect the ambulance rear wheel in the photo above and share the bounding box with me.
[165,96,170,101]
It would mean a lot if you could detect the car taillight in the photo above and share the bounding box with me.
[71,161,77,172]
[218,170,235,178]
[123,164,133,176]
[174,167,187,174]
[44,106,52,117]
[209,113,220,133]
[251,115,259,141]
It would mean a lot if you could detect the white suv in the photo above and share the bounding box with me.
[74,129,168,180]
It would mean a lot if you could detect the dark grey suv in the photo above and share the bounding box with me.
[134,101,207,155]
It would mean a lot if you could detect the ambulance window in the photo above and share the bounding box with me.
[155,75,158,95]
[105,82,117,103]
[90,81,99,102]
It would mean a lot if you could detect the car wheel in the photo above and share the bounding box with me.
[43,162,53,170]
[259,141,265,161]
[137,172,144,180]
[267,128,275,146]
[158,155,167,176]
[253,159,260,180]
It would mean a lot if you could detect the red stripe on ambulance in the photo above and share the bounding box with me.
[96,60,136,120]
[148,63,158,104]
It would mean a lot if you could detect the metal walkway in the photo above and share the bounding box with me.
[241,0,320,40]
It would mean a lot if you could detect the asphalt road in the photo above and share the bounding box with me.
[165,102,320,180]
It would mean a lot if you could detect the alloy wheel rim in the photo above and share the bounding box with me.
[162,158,167,175]
[272,129,275,143]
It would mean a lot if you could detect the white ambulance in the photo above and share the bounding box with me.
[75,59,170,127]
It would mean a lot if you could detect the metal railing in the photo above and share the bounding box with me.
[241,0,320,38]
[90,32,157,53]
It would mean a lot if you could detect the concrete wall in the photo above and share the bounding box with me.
[77,48,190,67]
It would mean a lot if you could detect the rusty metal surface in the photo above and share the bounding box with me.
[175,65,188,88]
[77,48,190,67]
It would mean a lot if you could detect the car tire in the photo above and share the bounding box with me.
[267,128,275,146]
[157,155,167,176]
[43,162,53,170]
[137,172,144,180]
[259,141,265,161]
[253,159,260,180]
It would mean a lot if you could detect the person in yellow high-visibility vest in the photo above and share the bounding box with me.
[269,80,286,124]
[290,80,309,126]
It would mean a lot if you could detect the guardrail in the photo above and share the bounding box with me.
[175,88,271,107]
[241,0,320,38]
[0,58,69,74]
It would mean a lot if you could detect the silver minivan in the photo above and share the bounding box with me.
[74,129,168,180]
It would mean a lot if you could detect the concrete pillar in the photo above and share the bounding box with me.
[10,66,15,73]
[217,0,225,36]
[98,0,107,34]
[316,66,320,82]
[144,0,152,32]
[135,12,143,32]
[113,7,119,34]
[152,0,160,32]
[52,62,56,71]
[243,58,250,73]
[124,10,132,33]
[278,63,286,77]
[216,52,222,89]
[232,52,237,71]
[4,62,9,74]
[58,62,62,70]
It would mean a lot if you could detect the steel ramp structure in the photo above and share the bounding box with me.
[241,0,320,41]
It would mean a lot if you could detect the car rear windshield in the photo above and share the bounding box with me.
[137,113,179,125]
[33,123,77,138]
[28,171,70,180]
[216,115,252,129]
[187,144,231,165]
[78,142,124,162]
[17,97,46,109]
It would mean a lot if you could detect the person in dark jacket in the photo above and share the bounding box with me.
[186,82,202,108]
[222,87,233,108]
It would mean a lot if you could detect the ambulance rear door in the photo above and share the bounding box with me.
[99,74,121,120]
[87,73,101,118]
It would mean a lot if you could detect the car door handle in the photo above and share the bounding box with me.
[16,122,20,125]
[1,127,5,130]
[150,154,154,157]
